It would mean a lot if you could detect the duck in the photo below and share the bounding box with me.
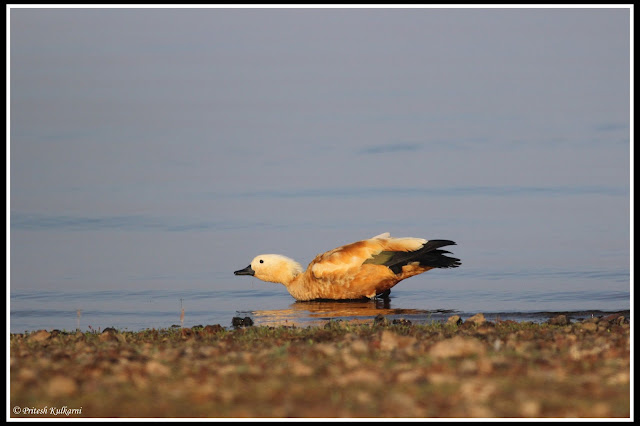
[234,232,460,301]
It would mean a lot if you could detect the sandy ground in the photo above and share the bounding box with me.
[9,312,631,419]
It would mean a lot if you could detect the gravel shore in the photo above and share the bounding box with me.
[10,313,630,419]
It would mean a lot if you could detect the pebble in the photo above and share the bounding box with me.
[28,330,51,342]
[379,330,416,352]
[580,322,598,332]
[349,339,369,354]
[547,314,570,326]
[465,313,486,326]
[46,376,78,396]
[145,360,170,376]
[99,332,119,342]
[446,315,462,326]
[289,361,314,377]
[429,336,486,358]
[232,317,254,327]
[520,400,541,417]
[373,314,390,326]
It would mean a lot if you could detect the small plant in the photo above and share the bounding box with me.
[180,298,185,328]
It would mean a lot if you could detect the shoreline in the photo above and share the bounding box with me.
[9,308,631,335]
[10,313,631,419]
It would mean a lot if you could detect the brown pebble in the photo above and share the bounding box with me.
[429,336,486,358]
[46,376,78,396]
[580,322,598,332]
[446,315,462,326]
[600,314,626,326]
[547,314,570,326]
[28,330,51,342]
[99,332,119,342]
[373,314,389,326]
[232,317,254,327]
[145,360,170,376]
[379,330,416,351]
[465,313,486,326]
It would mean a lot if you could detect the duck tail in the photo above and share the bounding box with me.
[416,240,461,270]
[365,240,460,274]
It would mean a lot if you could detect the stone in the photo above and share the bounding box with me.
[379,330,417,351]
[46,376,78,396]
[547,314,570,326]
[145,360,170,376]
[28,330,51,342]
[446,315,462,326]
[373,314,389,326]
[232,317,253,327]
[429,336,486,358]
[465,313,486,326]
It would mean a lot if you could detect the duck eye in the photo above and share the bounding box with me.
[259,259,264,263]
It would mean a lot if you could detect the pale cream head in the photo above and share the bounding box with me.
[245,254,304,285]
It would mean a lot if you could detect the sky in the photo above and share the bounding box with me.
[8,6,631,296]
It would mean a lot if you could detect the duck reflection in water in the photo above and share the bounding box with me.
[250,297,439,327]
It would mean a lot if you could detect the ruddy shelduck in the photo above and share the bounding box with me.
[234,232,460,301]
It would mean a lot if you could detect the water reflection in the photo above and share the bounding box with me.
[251,299,457,327]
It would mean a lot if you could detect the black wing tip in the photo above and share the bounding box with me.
[424,239,457,246]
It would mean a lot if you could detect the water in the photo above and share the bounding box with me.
[9,9,631,334]
[10,275,630,333]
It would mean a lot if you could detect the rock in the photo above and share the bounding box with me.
[579,322,598,332]
[289,360,314,377]
[46,376,78,396]
[396,369,424,383]
[99,331,119,342]
[314,343,337,357]
[392,318,412,326]
[335,369,379,385]
[373,314,389,326]
[600,314,626,325]
[520,400,541,417]
[429,336,486,359]
[349,339,369,354]
[465,313,486,326]
[28,330,51,342]
[379,330,416,351]
[232,317,253,327]
[446,315,462,326]
[145,360,170,376]
[547,314,570,326]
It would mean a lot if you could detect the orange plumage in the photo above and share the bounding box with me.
[234,232,460,301]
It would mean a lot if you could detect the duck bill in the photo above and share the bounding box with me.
[234,265,255,276]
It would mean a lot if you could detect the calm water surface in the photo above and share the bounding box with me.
[10,275,630,333]
[10,8,631,333]
[9,187,631,333]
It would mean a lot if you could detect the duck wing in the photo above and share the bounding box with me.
[363,239,461,274]
[310,233,455,280]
